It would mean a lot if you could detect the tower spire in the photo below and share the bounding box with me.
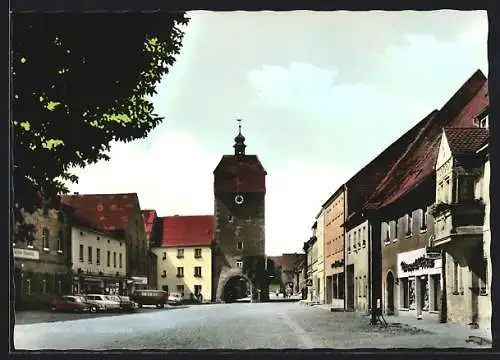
[233,118,246,156]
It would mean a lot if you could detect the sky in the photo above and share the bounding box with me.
[68,10,488,256]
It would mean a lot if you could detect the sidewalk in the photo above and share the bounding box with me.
[307,303,492,345]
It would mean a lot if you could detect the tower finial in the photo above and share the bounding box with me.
[233,118,246,156]
[237,118,242,134]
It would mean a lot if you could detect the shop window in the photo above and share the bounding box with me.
[401,278,409,309]
[408,278,416,310]
[88,246,93,263]
[480,258,488,295]
[42,228,50,250]
[177,267,184,278]
[177,249,184,259]
[176,285,184,298]
[79,244,84,262]
[194,266,202,277]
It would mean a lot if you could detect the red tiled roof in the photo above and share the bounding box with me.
[346,110,438,215]
[364,70,488,210]
[141,209,157,241]
[269,253,304,269]
[160,215,215,247]
[214,155,267,193]
[60,193,139,232]
[443,127,489,155]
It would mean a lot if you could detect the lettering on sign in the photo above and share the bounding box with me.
[14,248,40,260]
[400,256,435,273]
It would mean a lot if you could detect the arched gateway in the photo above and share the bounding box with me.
[216,268,252,303]
[212,120,268,303]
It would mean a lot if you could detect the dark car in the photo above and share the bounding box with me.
[130,290,169,309]
[50,295,90,313]
[117,296,138,312]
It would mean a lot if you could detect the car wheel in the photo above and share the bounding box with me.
[90,305,98,313]
[51,306,57,312]
[138,303,142,308]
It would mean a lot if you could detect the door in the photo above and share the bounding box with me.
[386,272,395,315]
[346,265,354,310]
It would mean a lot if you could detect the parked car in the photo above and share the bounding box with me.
[167,292,183,306]
[85,294,120,312]
[50,295,90,313]
[130,290,169,309]
[117,296,138,312]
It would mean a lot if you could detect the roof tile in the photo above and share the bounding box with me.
[160,215,215,247]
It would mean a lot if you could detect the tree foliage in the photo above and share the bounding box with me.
[11,13,189,220]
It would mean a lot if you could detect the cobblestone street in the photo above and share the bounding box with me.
[14,302,491,350]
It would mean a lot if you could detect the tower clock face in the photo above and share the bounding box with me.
[234,194,245,205]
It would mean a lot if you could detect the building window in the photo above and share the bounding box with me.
[194,285,202,296]
[177,267,184,278]
[96,248,101,265]
[79,244,84,262]
[420,208,428,231]
[119,253,123,268]
[26,231,35,247]
[457,176,475,202]
[162,285,169,292]
[236,260,243,268]
[88,246,93,263]
[113,252,117,268]
[56,231,63,253]
[444,177,450,203]
[194,266,202,277]
[393,219,398,241]
[362,226,366,247]
[177,249,184,259]
[161,270,167,278]
[194,248,202,258]
[353,232,357,249]
[42,279,47,294]
[384,222,390,244]
[107,251,111,267]
[227,215,234,223]
[162,252,167,260]
[480,258,488,295]
[406,213,412,236]
[237,241,244,251]
[42,228,50,250]
[453,261,459,294]
[25,279,31,296]
[176,285,184,298]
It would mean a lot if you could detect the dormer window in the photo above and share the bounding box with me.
[474,109,489,129]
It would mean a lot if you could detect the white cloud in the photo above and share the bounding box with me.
[67,130,220,217]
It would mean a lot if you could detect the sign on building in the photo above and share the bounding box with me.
[306,279,313,287]
[132,276,148,285]
[13,248,40,260]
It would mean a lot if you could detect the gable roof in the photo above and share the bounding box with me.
[141,209,157,241]
[60,193,139,232]
[214,155,267,193]
[160,215,215,247]
[443,127,490,155]
[364,70,488,210]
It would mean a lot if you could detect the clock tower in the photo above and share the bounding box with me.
[213,120,267,302]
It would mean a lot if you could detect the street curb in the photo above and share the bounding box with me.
[466,335,492,346]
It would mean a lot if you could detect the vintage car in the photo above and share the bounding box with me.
[131,290,169,309]
[50,295,90,313]
[117,296,138,312]
[167,292,183,306]
[85,294,120,312]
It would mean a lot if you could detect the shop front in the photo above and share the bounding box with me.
[72,272,128,295]
[396,247,442,321]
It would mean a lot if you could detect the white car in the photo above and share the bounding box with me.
[167,292,183,305]
[85,294,120,312]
